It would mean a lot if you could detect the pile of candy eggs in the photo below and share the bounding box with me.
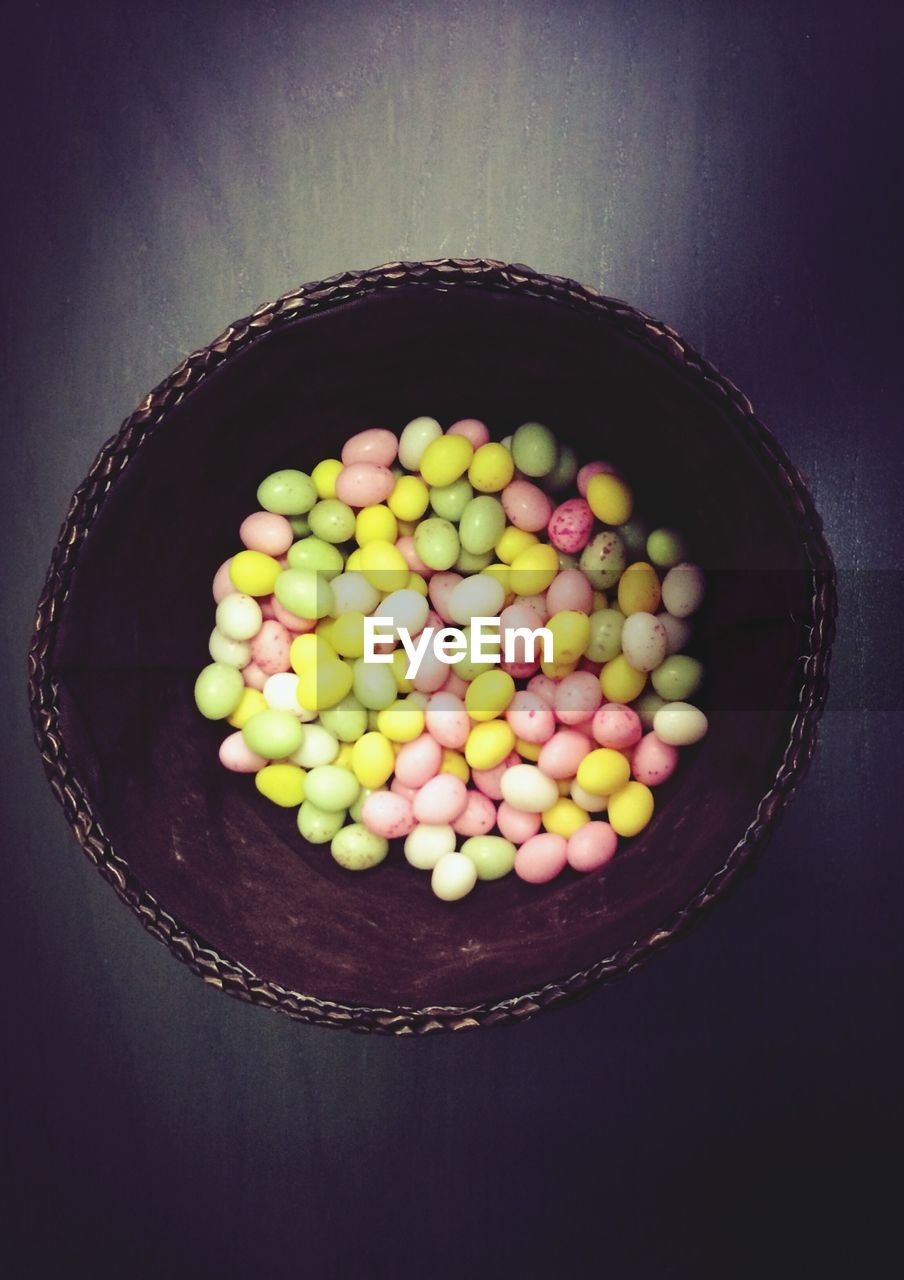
[194,417,709,902]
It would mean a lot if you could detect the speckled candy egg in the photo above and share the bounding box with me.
[545,568,593,617]
[620,611,668,672]
[501,479,553,532]
[566,822,618,872]
[425,692,471,750]
[505,690,556,744]
[592,702,642,750]
[496,802,543,845]
[361,790,416,840]
[661,562,706,618]
[341,428,399,467]
[471,750,520,800]
[514,833,568,884]
[631,732,679,786]
[452,790,497,837]
[250,620,292,676]
[412,773,469,824]
[537,730,592,779]
[553,672,602,726]
[547,498,593,553]
[394,733,443,787]
[335,462,395,508]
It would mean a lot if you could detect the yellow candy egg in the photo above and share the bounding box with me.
[495,527,538,564]
[346,548,364,572]
[509,542,560,595]
[390,648,414,692]
[515,737,542,762]
[334,742,354,769]
[465,720,516,770]
[388,475,430,522]
[576,747,632,797]
[377,699,426,743]
[359,539,410,592]
[440,749,470,783]
[617,561,662,616]
[483,562,511,595]
[355,504,398,546]
[312,458,343,500]
[290,633,338,675]
[330,611,367,658]
[465,670,516,722]
[227,687,267,729]
[546,610,591,664]
[599,654,648,702]
[541,797,590,838]
[296,659,354,712]
[228,549,282,597]
[586,473,634,525]
[407,571,429,596]
[419,434,474,487]
[607,781,655,837]
[255,763,306,807]
[468,442,515,493]
[351,732,395,788]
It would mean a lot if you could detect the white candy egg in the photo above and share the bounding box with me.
[399,416,443,471]
[620,612,668,672]
[661,563,706,619]
[447,573,506,625]
[377,588,429,636]
[500,764,560,813]
[431,851,478,901]
[329,571,381,618]
[290,723,340,768]
[653,701,709,746]
[405,823,457,870]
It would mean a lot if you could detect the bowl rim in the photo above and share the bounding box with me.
[27,257,837,1034]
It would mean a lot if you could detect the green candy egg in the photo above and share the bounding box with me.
[288,514,311,537]
[319,693,368,742]
[459,495,506,555]
[215,592,263,641]
[632,689,666,730]
[297,801,347,845]
[414,517,460,571]
[650,655,704,701]
[512,422,558,477]
[647,527,689,569]
[330,823,389,871]
[194,662,244,720]
[586,608,626,663]
[208,627,251,668]
[242,709,305,759]
[618,517,651,561]
[352,659,398,711]
[286,536,344,578]
[579,530,627,590]
[308,498,356,543]
[429,477,473,522]
[274,568,333,619]
[257,469,317,516]
[304,764,361,812]
[456,548,493,574]
[460,835,516,881]
[543,443,578,492]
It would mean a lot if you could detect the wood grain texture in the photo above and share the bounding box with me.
[1,1,900,1275]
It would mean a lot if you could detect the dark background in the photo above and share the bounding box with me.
[2,2,901,1276]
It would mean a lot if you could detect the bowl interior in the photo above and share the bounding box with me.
[51,285,813,1010]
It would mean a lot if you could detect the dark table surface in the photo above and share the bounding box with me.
[2,2,901,1276]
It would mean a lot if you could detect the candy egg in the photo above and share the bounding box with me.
[468,442,515,493]
[501,479,554,532]
[470,750,520,799]
[543,445,579,493]
[354,504,398,546]
[413,774,469,824]
[511,422,557,477]
[446,572,506,625]
[429,476,474,522]
[351,731,396,787]
[274,568,333,620]
[361,790,416,840]
[577,460,618,495]
[505,690,556,743]
[499,763,560,813]
[496,802,543,845]
[318,693,368,742]
[240,511,294,557]
[359,539,410,592]
[599,654,648,703]
[216,592,263,641]
[606,780,655,837]
[569,780,609,813]
[553,672,602,726]
[651,654,704,701]
[404,823,456,870]
[547,498,594,554]
[652,702,709,746]
[297,801,346,845]
[241,662,267,691]
[425,692,471,749]
[453,792,498,838]
[257,469,317,516]
[541,797,590,838]
[419,434,474,487]
[631,732,680,786]
[335,462,395,508]
[194,662,245,719]
[414,517,461,571]
[466,670,516,722]
[242,708,305,759]
[250,619,292,675]
[212,558,235,603]
[209,627,251,669]
[514,833,568,884]
[567,822,618,872]
[311,458,343,499]
[586,472,634,525]
[352,659,398,711]
[255,763,306,808]
[377,588,430,637]
[576,747,631,796]
[218,731,267,773]
[431,852,478,901]
[546,610,591,666]
[331,823,389,870]
[509,542,559,595]
[448,418,490,449]
[465,720,516,770]
[621,611,668,672]
[394,733,443,788]
[459,495,507,555]
[537,730,592,780]
[377,698,426,743]
[308,498,357,543]
[617,562,662,616]
[586,608,625,663]
[647,527,688,568]
[304,764,360,812]
[592,702,642,749]
[341,428,399,467]
[661,562,706,618]
[579,530,627,590]
[546,568,594,616]
[399,416,443,471]
[657,610,693,656]
[460,834,516,879]
[286,536,345,578]
[388,475,430,522]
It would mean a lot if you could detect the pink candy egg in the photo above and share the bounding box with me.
[553,672,602,726]
[219,731,268,773]
[547,499,594,554]
[396,535,432,575]
[496,802,542,845]
[394,733,443,788]
[471,751,520,800]
[341,428,399,468]
[518,592,550,622]
[500,658,540,680]
[515,833,568,884]
[538,729,592,779]
[505,690,556,743]
[448,418,490,448]
[546,568,594,616]
[212,558,235,603]
[411,648,451,693]
[240,511,294,557]
[335,462,395,508]
[452,790,497,837]
[250,620,292,676]
[501,479,554,532]
[500,602,546,664]
[592,702,643,750]
[428,572,463,623]
[412,774,469,824]
[270,597,317,633]
[425,692,471,749]
[576,460,619,496]
[567,822,618,872]
[362,791,415,839]
[526,673,559,706]
[631,732,679,786]
[242,662,267,691]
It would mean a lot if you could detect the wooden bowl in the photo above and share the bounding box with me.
[28,259,836,1033]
